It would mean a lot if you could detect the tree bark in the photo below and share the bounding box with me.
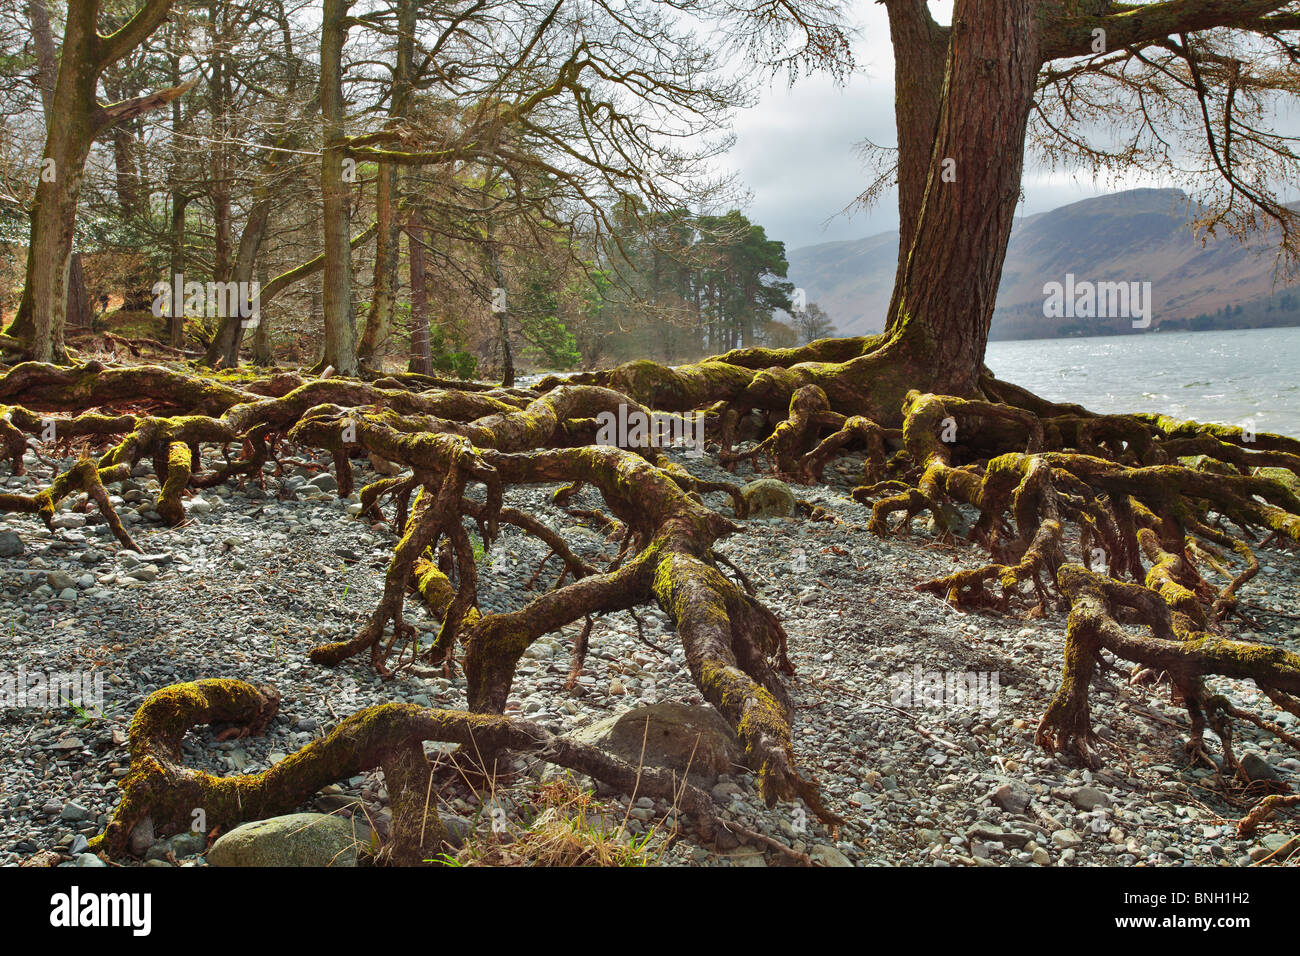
[27,0,56,114]
[358,160,397,368]
[4,0,182,363]
[27,0,91,334]
[6,9,100,364]
[488,243,513,387]
[166,21,188,349]
[203,198,271,368]
[883,0,948,335]
[252,274,274,366]
[881,0,1041,397]
[319,0,359,375]
[65,253,91,330]
[360,0,416,372]
[407,209,431,375]
[168,191,188,348]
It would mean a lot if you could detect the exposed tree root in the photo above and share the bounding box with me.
[1237,793,1300,837]
[89,678,717,864]
[0,359,829,822]
[4,342,1298,858]
[0,455,138,549]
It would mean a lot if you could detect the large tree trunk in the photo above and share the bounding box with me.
[883,1,948,335]
[27,0,91,336]
[319,0,358,375]
[4,0,182,363]
[358,160,398,369]
[876,0,1041,398]
[5,13,100,364]
[407,210,431,375]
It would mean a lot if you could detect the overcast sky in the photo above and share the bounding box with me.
[723,0,1168,251]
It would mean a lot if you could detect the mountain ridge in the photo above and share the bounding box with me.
[786,188,1300,340]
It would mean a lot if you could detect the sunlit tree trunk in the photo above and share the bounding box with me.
[5,0,185,363]
[407,209,431,375]
[319,0,358,375]
[875,0,1041,396]
[882,0,947,335]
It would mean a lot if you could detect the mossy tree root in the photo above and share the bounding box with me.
[0,456,138,549]
[90,678,717,863]
[10,352,1300,818]
[155,441,193,526]
[1036,565,1300,770]
[289,408,825,808]
[719,384,846,479]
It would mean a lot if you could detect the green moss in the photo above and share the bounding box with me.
[155,440,192,525]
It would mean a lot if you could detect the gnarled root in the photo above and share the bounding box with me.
[1036,565,1300,771]
[89,678,717,863]
[0,455,138,550]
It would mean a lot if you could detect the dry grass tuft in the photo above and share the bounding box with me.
[437,776,667,867]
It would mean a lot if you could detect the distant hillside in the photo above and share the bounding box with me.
[786,188,1300,340]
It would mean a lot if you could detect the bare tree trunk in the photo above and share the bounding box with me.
[358,160,397,368]
[487,242,512,387]
[883,0,948,334]
[166,22,187,348]
[499,311,514,387]
[6,13,99,363]
[5,0,183,363]
[27,0,56,113]
[209,5,234,290]
[204,198,271,368]
[880,0,1041,396]
[28,0,91,335]
[168,191,188,347]
[65,253,91,330]
[253,280,273,366]
[359,0,414,371]
[407,209,431,375]
[319,0,358,375]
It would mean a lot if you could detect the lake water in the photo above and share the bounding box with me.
[986,327,1300,439]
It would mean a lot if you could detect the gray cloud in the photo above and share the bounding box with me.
[722,0,1126,251]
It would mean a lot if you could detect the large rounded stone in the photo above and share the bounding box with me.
[566,701,743,785]
[741,479,795,518]
[206,813,365,867]
[0,530,23,557]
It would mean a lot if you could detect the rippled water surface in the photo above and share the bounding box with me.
[986,327,1300,438]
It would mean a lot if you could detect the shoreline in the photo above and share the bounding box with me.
[2,440,1297,867]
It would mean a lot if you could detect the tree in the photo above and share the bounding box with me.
[3,0,190,363]
[855,0,1300,408]
[593,207,794,363]
[315,0,760,376]
[198,0,318,369]
[406,207,432,375]
[319,0,358,374]
[27,0,91,331]
[4,0,1300,868]
[793,302,836,344]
